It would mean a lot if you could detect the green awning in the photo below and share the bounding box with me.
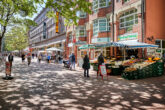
[79,44,96,49]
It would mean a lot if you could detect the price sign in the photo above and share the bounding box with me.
[99,65,107,76]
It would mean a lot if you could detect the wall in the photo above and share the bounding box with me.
[145,0,165,42]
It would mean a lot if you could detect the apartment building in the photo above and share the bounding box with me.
[66,0,112,63]
[28,8,66,53]
[65,0,165,61]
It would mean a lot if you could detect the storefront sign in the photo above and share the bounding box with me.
[99,65,107,76]
[156,49,161,53]
[55,12,59,33]
[75,41,86,45]
[92,38,110,43]
[118,33,138,41]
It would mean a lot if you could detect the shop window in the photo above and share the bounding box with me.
[76,26,86,40]
[69,32,72,41]
[92,0,110,12]
[162,40,165,48]
[116,0,120,2]
[155,40,161,48]
[93,18,110,37]
[119,9,138,32]
[123,0,130,4]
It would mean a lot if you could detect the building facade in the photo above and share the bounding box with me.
[65,0,165,61]
[28,8,66,54]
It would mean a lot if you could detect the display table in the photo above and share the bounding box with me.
[122,61,164,80]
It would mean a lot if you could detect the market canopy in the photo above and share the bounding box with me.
[116,40,158,48]
[95,40,158,48]
[79,44,96,49]
[46,47,63,51]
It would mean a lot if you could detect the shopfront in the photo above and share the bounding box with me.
[155,39,165,58]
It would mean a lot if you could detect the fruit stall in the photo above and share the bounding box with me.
[122,58,164,80]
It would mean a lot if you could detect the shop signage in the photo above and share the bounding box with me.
[75,41,86,45]
[118,33,138,41]
[92,38,110,43]
[156,49,161,53]
[55,12,59,33]
[99,65,107,76]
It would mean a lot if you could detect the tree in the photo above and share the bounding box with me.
[5,25,28,51]
[0,0,92,51]
[0,0,37,52]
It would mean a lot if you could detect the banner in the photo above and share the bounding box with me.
[56,12,59,33]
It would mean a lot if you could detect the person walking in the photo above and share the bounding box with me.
[97,53,104,75]
[38,54,42,63]
[21,53,25,63]
[70,53,76,70]
[27,53,31,66]
[83,55,90,77]
[47,54,51,63]
[8,53,14,68]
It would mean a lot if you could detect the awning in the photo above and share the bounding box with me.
[46,47,63,51]
[116,40,158,48]
[79,44,95,49]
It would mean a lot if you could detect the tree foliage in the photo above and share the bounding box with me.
[0,0,92,51]
[5,25,28,51]
[0,0,37,52]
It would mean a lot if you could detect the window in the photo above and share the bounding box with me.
[93,18,110,37]
[69,32,72,41]
[119,9,138,32]
[93,0,110,12]
[155,40,161,48]
[79,11,86,18]
[76,26,86,38]
[123,0,130,3]
[116,0,120,2]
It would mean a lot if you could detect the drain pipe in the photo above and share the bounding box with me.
[112,0,115,56]
[141,0,145,58]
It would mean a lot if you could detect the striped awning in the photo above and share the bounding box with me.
[116,40,158,48]
[94,40,158,48]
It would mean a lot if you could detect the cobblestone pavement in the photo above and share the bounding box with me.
[0,57,165,110]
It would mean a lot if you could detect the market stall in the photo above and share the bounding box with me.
[88,41,163,79]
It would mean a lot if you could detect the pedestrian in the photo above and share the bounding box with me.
[38,54,42,63]
[21,53,25,63]
[32,54,34,59]
[27,53,31,66]
[70,53,76,70]
[47,54,51,63]
[97,53,104,75]
[83,55,90,77]
[8,53,14,68]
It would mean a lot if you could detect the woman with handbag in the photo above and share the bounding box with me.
[83,55,90,77]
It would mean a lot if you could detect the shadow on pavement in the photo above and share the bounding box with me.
[0,59,164,110]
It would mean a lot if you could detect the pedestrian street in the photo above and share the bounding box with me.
[0,57,165,110]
